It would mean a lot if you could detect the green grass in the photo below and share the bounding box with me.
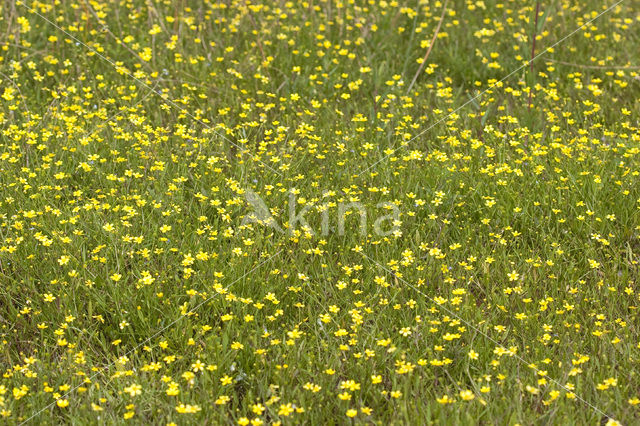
[1,0,640,424]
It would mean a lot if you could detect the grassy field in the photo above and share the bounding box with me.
[1,0,640,424]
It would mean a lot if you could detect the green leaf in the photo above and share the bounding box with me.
[537,3,555,33]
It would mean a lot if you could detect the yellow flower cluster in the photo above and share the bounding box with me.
[0,0,638,424]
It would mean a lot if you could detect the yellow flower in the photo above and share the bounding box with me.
[124,384,142,397]
[459,390,475,401]
[278,403,294,416]
[436,395,454,404]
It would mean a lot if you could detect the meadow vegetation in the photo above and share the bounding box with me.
[0,0,639,424]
